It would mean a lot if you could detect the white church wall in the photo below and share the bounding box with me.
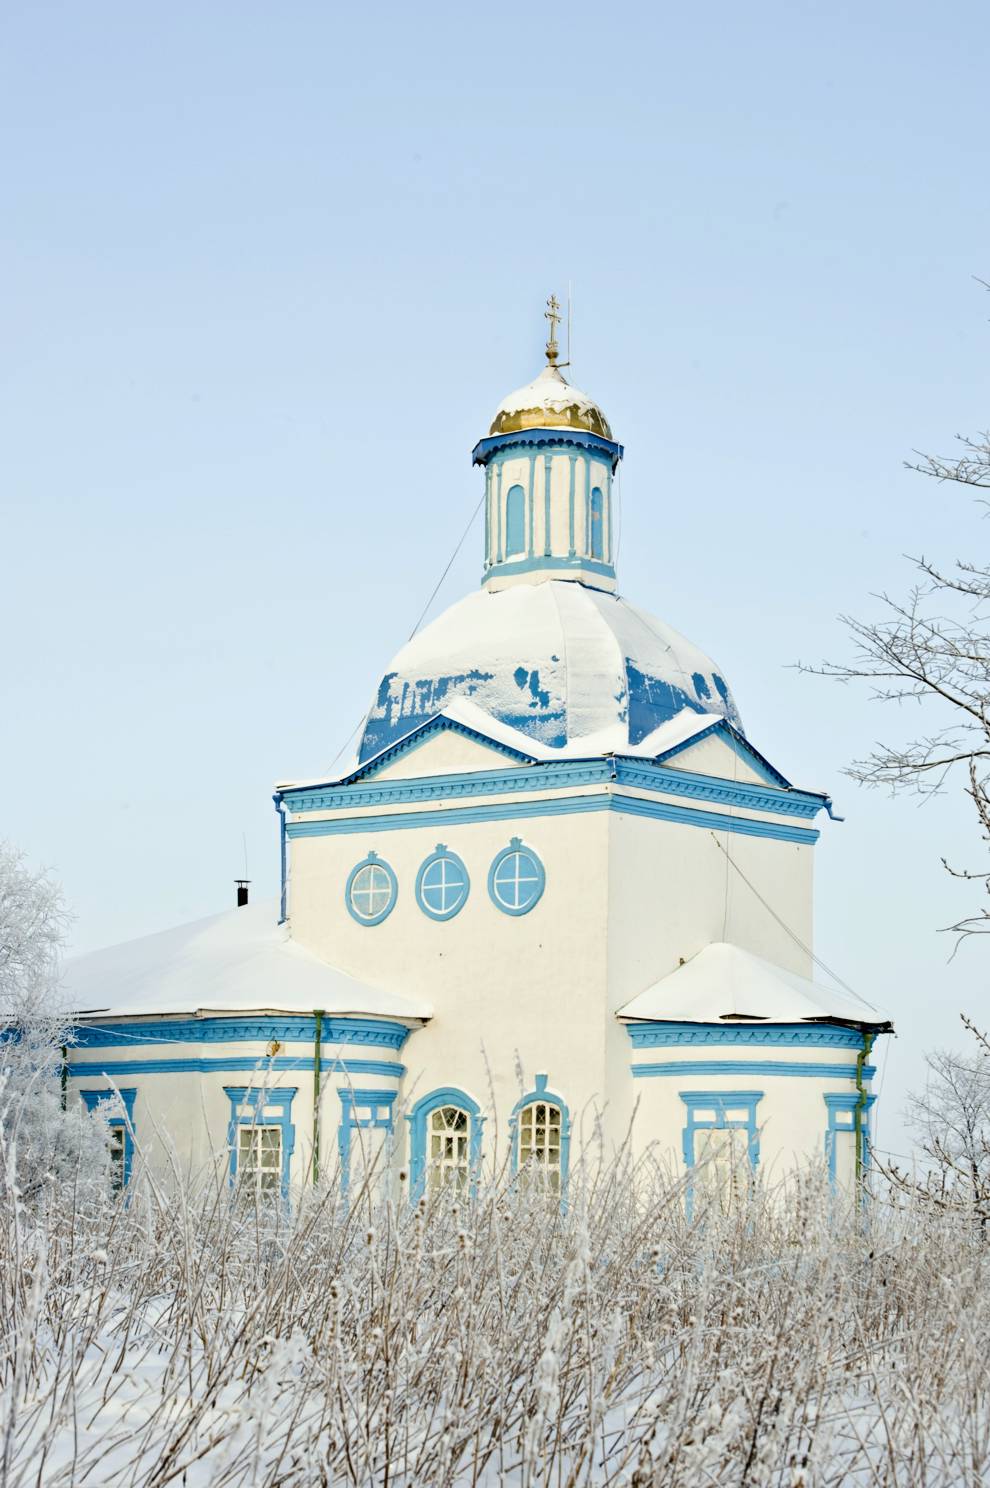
[289,808,613,1173]
[602,811,816,1149]
[604,811,814,1005]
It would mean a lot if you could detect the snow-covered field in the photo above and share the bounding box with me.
[3,1142,990,1488]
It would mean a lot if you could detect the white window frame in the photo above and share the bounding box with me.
[426,1103,471,1192]
[517,1100,563,1192]
[236,1125,283,1195]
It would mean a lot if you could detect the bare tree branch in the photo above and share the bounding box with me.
[800,280,990,942]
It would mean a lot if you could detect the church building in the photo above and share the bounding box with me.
[63,300,891,1202]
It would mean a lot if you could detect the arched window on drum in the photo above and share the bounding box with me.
[589,486,605,561]
[505,483,526,558]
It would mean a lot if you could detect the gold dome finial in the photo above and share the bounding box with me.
[544,293,562,366]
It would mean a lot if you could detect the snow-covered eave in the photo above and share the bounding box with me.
[58,900,435,1025]
[70,1006,431,1027]
[276,700,837,814]
[615,943,891,1031]
[615,1012,893,1033]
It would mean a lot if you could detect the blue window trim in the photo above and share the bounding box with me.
[415,844,470,921]
[488,837,546,916]
[824,1092,876,1186]
[680,1091,763,1220]
[345,851,398,926]
[338,1088,396,1196]
[509,1074,571,1201]
[224,1085,297,1199]
[406,1086,484,1201]
[80,1087,136,1185]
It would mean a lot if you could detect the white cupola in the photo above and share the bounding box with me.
[471,296,623,594]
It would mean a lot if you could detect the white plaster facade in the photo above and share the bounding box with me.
[63,333,890,1203]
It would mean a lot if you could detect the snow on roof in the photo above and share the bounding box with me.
[62,899,432,1023]
[489,364,613,440]
[353,583,743,767]
[616,942,891,1029]
[280,701,730,791]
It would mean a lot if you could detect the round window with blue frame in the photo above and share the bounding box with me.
[489,837,546,916]
[346,851,397,926]
[415,844,470,921]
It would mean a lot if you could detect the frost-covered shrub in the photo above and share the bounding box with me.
[3,1139,990,1487]
[0,841,111,1206]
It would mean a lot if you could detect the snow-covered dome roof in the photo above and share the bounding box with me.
[358,581,741,764]
[489,364,613,440]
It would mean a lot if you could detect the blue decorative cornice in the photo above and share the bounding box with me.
[480,554,616,585]
[282,756,827,822]
[71,1016,412,1050]
[632,1060,876,1079]
[625,1022,865,1048]
[472,429,623,470]
[285,790,821,846]
[68,1055,404,1078]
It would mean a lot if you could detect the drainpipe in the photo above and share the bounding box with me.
[853,1030,875,1189]
[312,1009,324,1185]
[60,1045,68,1111]
[273,793,288,923]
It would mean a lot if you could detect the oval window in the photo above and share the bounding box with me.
[489,838,546,916]
[345,853,397,926]
[416,845,470,921]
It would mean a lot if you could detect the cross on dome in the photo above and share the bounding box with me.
[544,293,562,366]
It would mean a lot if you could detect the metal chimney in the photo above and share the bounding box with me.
[235,880,250,908]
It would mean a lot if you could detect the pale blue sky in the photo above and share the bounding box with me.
[2,0,988,1156]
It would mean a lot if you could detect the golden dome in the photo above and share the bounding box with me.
[489,364,613,441]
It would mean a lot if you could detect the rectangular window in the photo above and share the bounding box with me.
[237,1126,282,1193]
[693,1126,752,1213]
[79,1088,136,1189]
[681,1092,762,1217]
[825,1094,874,1189]
[108,1126,126,1191]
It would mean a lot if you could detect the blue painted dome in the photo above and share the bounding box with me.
[357,580,741,763]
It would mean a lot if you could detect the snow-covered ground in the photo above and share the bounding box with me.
[3,1136,990,1488]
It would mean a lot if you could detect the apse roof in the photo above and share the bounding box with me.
[616,942,891,1030]
[62,899,432,1023]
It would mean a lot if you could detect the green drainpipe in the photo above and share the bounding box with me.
[313,1010,324,1185]
[853,1030,875,1189]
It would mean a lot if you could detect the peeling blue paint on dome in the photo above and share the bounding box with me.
[356,583,741,764]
